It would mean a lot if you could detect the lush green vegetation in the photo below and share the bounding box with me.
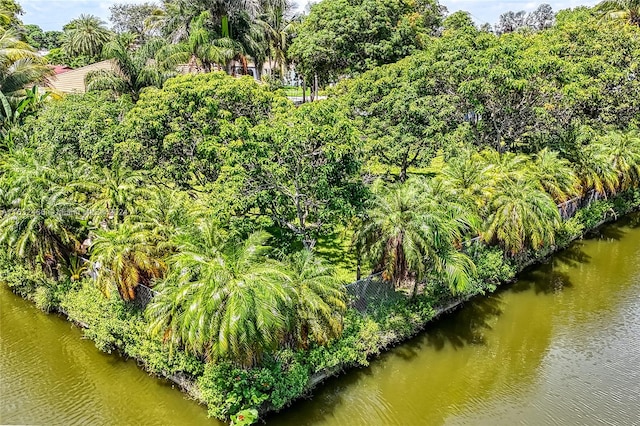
[2,0,640,424]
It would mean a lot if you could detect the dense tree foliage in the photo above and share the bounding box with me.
[116,72,289,185]
[23,24,64,50]
[226,99,365,248]
[337,7,640,176]
[289,0,444,84]
[109,2,158,39]
[4,2,640,423]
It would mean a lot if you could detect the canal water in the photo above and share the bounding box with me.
[2,214,640,425]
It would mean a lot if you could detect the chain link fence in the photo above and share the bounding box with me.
[134,284,159,309]
[344,273,401,312]
[557,189,602,220]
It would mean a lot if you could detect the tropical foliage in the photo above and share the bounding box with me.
[3,1,640,424]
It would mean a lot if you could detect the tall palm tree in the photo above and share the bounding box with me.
[0,153,79,275]
[484,178,561,256]
[74,164,151,227]
[137,188,194,250]
[355,179,477,296]
[284,250,346,348]
[91,222,166,301]
[227,9,265,75]
[147,0,260,41]
[0,28,51,99]
[158,11,235,73]
[597,130,640,191]
[436,150,496,214]
[530,148,581,203]
[574,142,620,197]
[479,149,530,185]
[86,36,173,100]
[147,227,295,366]
[145,1,196,43]
[63,14,113,58]
[256,0,295,79]
[597,0,640,26]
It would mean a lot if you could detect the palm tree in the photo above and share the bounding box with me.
[63,14,113,58]
[0,28,51,99]
[530,148,581,203]
[484,178,561,256]
[355,179,477,296]
[284,250,346,348]
[91,222,166,301]
[86,36,173,100]
[227,10,265,75]
[479,149,530,185]
[574,142,620,197]
[137,188,194,250]
[597,130,640,191]
[256,1,296,79]
[158,11,235,73]
[147,227,294,366]
[436,150,496,214]
[597,0,640,26]
[0,153,79,275]
[144,2,196,43]
[74,164,151,227]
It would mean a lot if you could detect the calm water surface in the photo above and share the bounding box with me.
[2,214,640,425]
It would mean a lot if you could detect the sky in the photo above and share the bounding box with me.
[20,0,600,32]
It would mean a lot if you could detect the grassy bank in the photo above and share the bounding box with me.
[2,188,638,424]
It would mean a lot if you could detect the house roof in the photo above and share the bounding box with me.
[50,65,72,75]
[47,60,116,94]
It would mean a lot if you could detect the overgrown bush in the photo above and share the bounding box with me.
[59,283,203,376]
[471,246,517,286]
[197,354,309,419]
[0,256,47,298]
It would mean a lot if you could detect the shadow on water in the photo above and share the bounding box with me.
[553,241,592,268]
[512,266,575,295]
[421,295,504,352]
[265,295,507,424]
[585,211,640,241]
[265,362,376,426]
[382,294,505,364]
[269,213,640,425]
[591,224,628,241]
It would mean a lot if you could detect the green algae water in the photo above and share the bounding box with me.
[2,214,640,425]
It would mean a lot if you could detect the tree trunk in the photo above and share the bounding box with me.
[399,154,408,182]
[356,242,362,280]
[313,73,319,101]
[410,276,419,299]
[302,79,307,103]
[254,58,262,80]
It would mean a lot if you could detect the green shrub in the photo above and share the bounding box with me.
[556,217,585,246]
[60,283,133,352]
[231,409,259,426]
[472,246,517,285]
[33,285,55,312]
[0,258,46,298]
